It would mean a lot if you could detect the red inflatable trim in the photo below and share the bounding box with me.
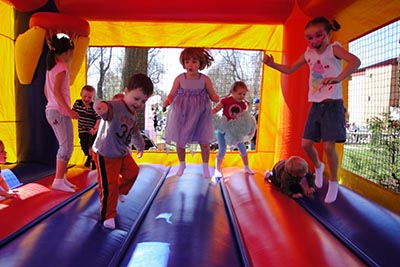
[54,0,295,24]
[297,0,354,18]
[2,0,48,12]
[29,12,90,36]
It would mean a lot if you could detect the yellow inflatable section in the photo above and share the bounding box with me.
[14,12,90,85]
[15,26,45,84]
[70,36,90,85]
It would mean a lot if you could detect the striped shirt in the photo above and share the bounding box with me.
[72,99,100,133]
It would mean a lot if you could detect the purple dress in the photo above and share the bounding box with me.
[163,73,215,148]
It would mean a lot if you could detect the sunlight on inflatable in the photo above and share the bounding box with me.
[128,242,170,267]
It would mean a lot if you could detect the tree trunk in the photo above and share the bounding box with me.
[121,48,149,130]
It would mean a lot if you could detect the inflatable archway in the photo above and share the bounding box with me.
[0,0,399,212]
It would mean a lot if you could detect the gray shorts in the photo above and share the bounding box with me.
[303,100,346,143]
[46,109,74,161]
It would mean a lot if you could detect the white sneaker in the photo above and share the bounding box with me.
[214,169,222,178]
[324,181,339,203]
[52,179,75,192]
[63,178,77,188]
[244,166,254,175]
[103,218,116,229]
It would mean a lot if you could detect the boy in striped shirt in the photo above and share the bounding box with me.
[73,85,101,169]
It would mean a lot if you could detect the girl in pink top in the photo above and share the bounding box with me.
[44,34,79,192]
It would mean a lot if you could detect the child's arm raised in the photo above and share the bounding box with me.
[263,54,306,74]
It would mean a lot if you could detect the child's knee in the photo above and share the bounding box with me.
[323,142,337,155]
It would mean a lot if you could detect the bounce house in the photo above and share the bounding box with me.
[0,0,399,266]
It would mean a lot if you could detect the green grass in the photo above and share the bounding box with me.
[342,144,400,193]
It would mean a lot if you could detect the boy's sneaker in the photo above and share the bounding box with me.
[103,218,116,229]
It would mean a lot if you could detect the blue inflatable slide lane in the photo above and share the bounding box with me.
[116,167,247,267]
[296,180,400,267]
[0,164,168,267]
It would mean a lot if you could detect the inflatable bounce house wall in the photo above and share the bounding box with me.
[0,0,399,213]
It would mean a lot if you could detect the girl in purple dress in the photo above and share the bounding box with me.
[163,48,219,178]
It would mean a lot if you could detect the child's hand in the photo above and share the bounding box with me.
[94,101,108,116]
[163,96,174,107]
[292,193,303,199]
[211,93,219,103]
[304,187,316,197]
[262,54,275,66]
[162,99,170,108]
[136,150,143,158]
[322,77,340,85]
[89,128,97,135]
[68,109,79,119]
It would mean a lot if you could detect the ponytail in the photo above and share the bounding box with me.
[46,34,74,71]
[46,49,57,71]
[331,19,341,32]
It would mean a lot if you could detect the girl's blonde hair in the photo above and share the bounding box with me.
[285,156,308,176]
[179,48,214,70]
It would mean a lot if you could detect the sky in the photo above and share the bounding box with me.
[349,20,399,69]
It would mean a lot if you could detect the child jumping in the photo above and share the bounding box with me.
[163,48,219,178]
[73,85,101,169]
[92,73,154,229]
[263,16,360,203]
[212,81,256,177]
